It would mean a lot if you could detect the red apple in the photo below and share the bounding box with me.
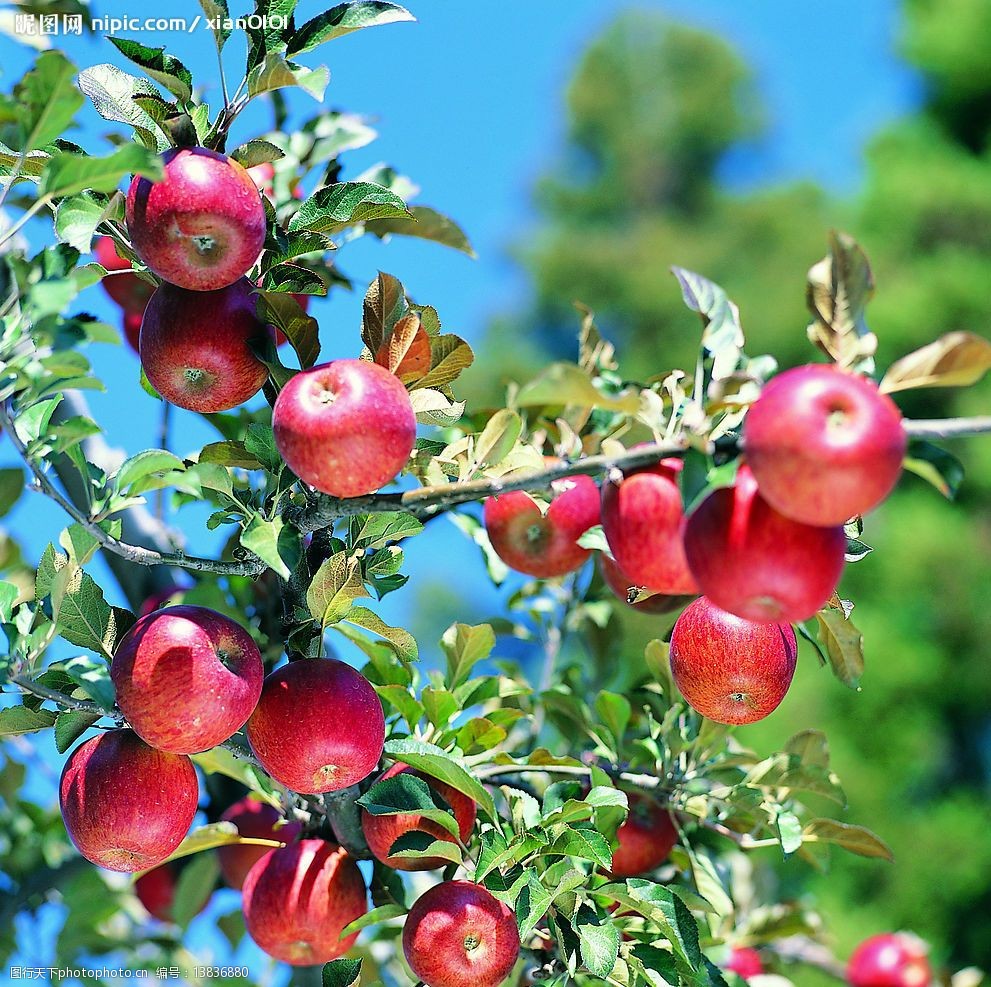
[122,310,143,353]
[361,762,477,871]
[95,236,156,315]
[59,729,198,873]
[246,658,385,794]
[134,859,209,923]
[683,465,846,623]
[243,839,367,965]
[601,457,698,595]
[726,947,765,981]
[218,796,302,890]
[599,553,693,614]
[139,277,271,413]
[247,161,304,201]
[403,880,521,987]
[744,365,906,526]
[847,933,932,987]
[272,359,416,498]
[111,605,264,754]
[483,471,600,578]
[126,147,266,291]
[669,597,798,725]
[609,792,678,877]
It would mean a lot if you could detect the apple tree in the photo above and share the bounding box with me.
[1,4,990,987]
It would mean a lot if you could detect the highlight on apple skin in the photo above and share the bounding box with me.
[669,596,798,725]
[272,358,417,498]
[242,839,368,965]
[139,277,272,413]
[683,464,846,623]
[246,657,386,794]
[59,729,198,873]
[126,147,266,292]
[110,604,264,755]
[744,364,907,526]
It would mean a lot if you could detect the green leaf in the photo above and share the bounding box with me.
[777,810,804,855]
[0,705,57,737]
[54,192,107,253]
[289,1,414,54]
[307,553,370,628]
[107,38,194,102]
[340,903,406,938]
[594,691,631,748]
[356,773,461,837]
[441,622,496,690]
[903,439,964,500]
[199,0,233,54]
[0,468,24,519]
[157,821,283,866]
[62,655,116,710]
[549,823,612,869]
[342,606,417,663]
[373,684,424,729]
[802,819,893,860]
[216,908,246,948]
[115,449,186,493]
[77,64,169,147]
[54,711,101,754]
[383,738,495,819]
[240,515,297,581]
[244,423,285,475]
[387,831,462,863]
[515,362,640,412]
[348,512,424,550]
[14,50,84,153]
[364,204,475,256]
[256,291,320,370]
[41,144,164,199]
[289,181,410,235]
[671,266,745,379]
[55,571,130,660]
[361,271,405,355]
[322,957,362,987]
[0,581,19,623]
[474,410,522,471]
[814,603,864,691]
[515,871,553,939]
[247,53,329,101]
[230,139,285,169]
[172,850,220,928]
[578,919,620,978]
[198,441,264,470]
[191,747,283,808]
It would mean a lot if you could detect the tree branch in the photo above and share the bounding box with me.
[903,416,991,439]
[11,675,113,717]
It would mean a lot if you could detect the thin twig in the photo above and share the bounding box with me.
[11,676,112,717]
[903,416,991,439]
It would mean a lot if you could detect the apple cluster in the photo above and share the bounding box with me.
[484,363,906,726]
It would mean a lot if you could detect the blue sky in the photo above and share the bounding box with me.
[1,0,920,978]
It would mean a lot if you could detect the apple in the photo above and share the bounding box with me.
[599,552,693,614]
[609,792,679,877]
[139,277,271,413]
[483,471,600,578]
[122,310,143,353]
[744,365,906,526]
[126,147,266,292]
[726,947,765,981]
[134,859,209,923]
[403,880,521,987]
[272,359,416,498]
[111,604,264,754]
[218,795,302,890]
[669,597,798,725]
[601,457,697,595]
[246,658,385,794]
[361,761,477,871]
[847,933,932,987]
[242,839,367,965]
[59,729,198,873]
[683,465,846,623]
[95,236,156,315]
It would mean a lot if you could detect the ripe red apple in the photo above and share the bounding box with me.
[218,796,302,890]
[247,161,304,201]
[272,359,416,498]
[847,933,932,987]
[111,604,264,754]
[726,947,765,981]
[59,729,198,873]
[683,465,846,623]
[609,793,679,877]
[134,859,209,923]
[122,310,143,353]
[242,839,367,965]
[599,553,693,614]
[361,762,477,871]
[95,235,156,315]
[126,147,266,291]
[744,365,906,526]
[246,658,385,794]
[669,597,797,725]
[403,880,521,987]
[601,457,698,595]
[483,471,600,578]
[139,277,271,413]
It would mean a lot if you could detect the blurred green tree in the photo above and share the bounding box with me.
[469,2,991,972]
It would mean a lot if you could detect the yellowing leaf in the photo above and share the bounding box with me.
[515,362,640,413]
[815,604,864,690]
[879,331,991,394]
